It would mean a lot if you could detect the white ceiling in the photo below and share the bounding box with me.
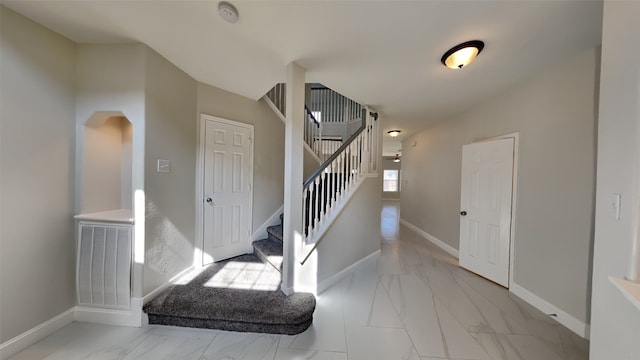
[2,0,603,155]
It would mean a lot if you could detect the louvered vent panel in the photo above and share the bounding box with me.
[77,222,131,309]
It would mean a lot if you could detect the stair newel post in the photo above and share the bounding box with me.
[282,62,308,295]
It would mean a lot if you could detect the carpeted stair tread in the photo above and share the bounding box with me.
[266,224,283,243]
[253,238,283,272]
[143,254,315,335]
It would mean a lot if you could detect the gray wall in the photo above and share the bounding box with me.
[0,7,76,342]
[317,176,382,284]
[590,1,640,358]
[401,47,599,325]
[197,83,285,235]
[382,157,401,200]
[143,47,197,295]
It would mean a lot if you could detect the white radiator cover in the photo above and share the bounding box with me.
[77,222,132,309]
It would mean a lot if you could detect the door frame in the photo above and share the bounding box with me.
[194,114,254,268]
[481,132,519,288]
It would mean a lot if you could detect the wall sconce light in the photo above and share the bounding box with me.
[388,130,402,138]
[441,40,484,69]
[393,154,401,163]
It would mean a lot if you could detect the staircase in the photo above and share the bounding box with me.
[143,214,315,335]
[143,83,377,336]
[253,213,284,272]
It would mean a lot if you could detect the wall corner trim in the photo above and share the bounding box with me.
[252,205,284,241]
[510,282,590,339]
[143,266,195,304]
[0,308,75,360]
[399,218,459,258]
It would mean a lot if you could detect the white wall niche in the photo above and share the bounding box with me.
[81,111,133,217]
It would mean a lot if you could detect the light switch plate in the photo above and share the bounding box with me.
[157,159,171,173]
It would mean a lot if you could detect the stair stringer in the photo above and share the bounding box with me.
[286,174,380,296]
[299,173,378,264]
[263,96,323,166]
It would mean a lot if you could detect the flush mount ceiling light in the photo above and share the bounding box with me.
[441,40,485,69]
[388,130,402,137]
[218,1,239,23]
[393,154,401,163]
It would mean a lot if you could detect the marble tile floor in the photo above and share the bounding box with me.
[9,202,588,360]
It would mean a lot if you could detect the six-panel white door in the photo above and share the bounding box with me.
[203,118,253,264]
[459,138,514,287]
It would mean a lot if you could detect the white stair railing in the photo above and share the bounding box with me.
[266,84,364,161]
[305,106,322,155]
[301,109,378,261]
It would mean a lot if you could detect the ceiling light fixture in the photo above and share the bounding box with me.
[218,1,239,24]
[388,130,401,137]
[441,40,484,69]
[393,154,401,163]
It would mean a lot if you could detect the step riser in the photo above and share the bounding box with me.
[147,314,312,335]
[266,225,283,243]
[268,233,282,243]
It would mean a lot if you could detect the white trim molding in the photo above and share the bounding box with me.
[0,308,75,360]
[487,132,520,290]
[510,283,590,339]
[317,250,381,294]
[252,205,284,241]
[143,266,195,304]
[74,297,143,328]
[399,218,459,258]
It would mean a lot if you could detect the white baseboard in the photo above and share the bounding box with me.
[399,218,459,258]
[0,308,75,360]
[317,250,381,294]
[281,285,294,296]
[252,205,284,242]
[510,283,590,339]
[143,266,195,304]
[74,297,143,328]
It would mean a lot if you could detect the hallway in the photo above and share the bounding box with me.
[9,201,588,360]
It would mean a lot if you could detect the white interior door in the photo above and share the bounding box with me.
[459,138,514,287]
[203,117,253,264]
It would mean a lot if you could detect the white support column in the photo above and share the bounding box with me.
[282,62,306,295]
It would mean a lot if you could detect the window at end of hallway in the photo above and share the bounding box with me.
[383,170,399,192]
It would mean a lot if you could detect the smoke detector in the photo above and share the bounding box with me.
[218,2,239,24]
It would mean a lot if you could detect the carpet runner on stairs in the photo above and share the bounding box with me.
[143,214,315,335]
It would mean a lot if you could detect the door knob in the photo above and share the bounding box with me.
[460,211,467,216]
[206,197,213,204]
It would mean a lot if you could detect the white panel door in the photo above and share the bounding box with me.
[203,118,253,264]
[459,138,514,287]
